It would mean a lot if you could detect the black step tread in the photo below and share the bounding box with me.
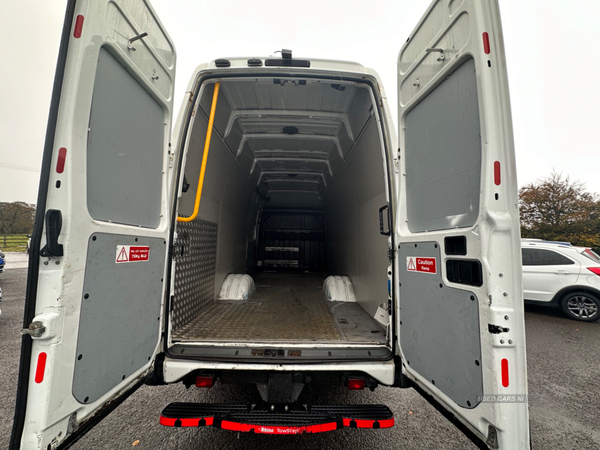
[310,405,393,419]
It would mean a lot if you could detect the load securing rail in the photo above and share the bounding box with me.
[160,403,394,434]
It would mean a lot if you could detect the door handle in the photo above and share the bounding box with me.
[379,204,391,236]
[40,209,64,257]
[554,270,569,274]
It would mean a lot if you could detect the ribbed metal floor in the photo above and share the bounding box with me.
[172,272,386,345]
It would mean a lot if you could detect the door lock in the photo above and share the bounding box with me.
[488,324,509,334]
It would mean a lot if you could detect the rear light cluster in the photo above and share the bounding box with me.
[587,267,600,276]
[347,378,365,390]
[583,248,600,262]
[195,376,215,388]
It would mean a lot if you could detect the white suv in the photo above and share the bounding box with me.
[522,239,600,321]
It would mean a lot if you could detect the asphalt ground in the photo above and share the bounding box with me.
[1,253,599,449]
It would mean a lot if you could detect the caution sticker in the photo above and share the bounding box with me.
[406,256,436,274]
[116,245,150,263]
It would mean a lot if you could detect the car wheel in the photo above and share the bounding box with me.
[560,291,600,322]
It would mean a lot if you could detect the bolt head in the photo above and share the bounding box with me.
[508,340,513,344]
[500,340,505,344]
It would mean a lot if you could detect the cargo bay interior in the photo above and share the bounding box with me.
[171,77,391,350]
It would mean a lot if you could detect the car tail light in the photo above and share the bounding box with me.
[195,376,215,388]
[587,267,600,276]
[347,378,365,390]
[584,248,600,262]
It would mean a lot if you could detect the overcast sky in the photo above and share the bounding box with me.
[2,0,599,204]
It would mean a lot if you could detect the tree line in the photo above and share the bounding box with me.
[0,202,35,235]
[519,172,600,252]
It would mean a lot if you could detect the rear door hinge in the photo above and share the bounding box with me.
[387,247,395,260]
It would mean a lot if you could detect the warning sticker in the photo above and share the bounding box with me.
[116,245,150,263]
[406,256,436,274]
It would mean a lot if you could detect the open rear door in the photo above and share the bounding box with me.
[10,1,175,448]
[396,0,529,448]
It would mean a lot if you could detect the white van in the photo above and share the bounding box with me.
[11,0,530,449]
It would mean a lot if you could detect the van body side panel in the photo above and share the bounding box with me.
[323,119,389,317]
[178,83,255,297]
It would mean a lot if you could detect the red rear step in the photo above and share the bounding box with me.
[160,403,394,434]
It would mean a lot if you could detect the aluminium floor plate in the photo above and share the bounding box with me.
[172,272,387,345]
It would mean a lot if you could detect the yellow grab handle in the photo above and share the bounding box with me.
[178,82,220,222]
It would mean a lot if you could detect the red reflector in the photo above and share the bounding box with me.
[482,32,491,54]
[347,378,365,390]
[501,358,509,387]
[35,352,47,383]
[74,15,84,38]
[587,267,600,276]
[56,147,67,173]
[195,376,214,388]
[494,161,501,185]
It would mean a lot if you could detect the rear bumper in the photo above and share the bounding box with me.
[162,358,396,386]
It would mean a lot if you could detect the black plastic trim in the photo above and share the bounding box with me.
[446,259,483,287]
[265,58,310,67]
[10,1,77,448]
[39,209,64,257]
[379,204,391,236]
[444,235,467,255]
[523,299,560,308]
[215,59,230,67]
[145,353,166,385]
[247,58,262,67]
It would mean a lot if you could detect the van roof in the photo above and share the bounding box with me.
[201,56,380,80]
[521,238,572,247]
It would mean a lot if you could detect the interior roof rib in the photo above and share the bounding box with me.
[216,79,365,194]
